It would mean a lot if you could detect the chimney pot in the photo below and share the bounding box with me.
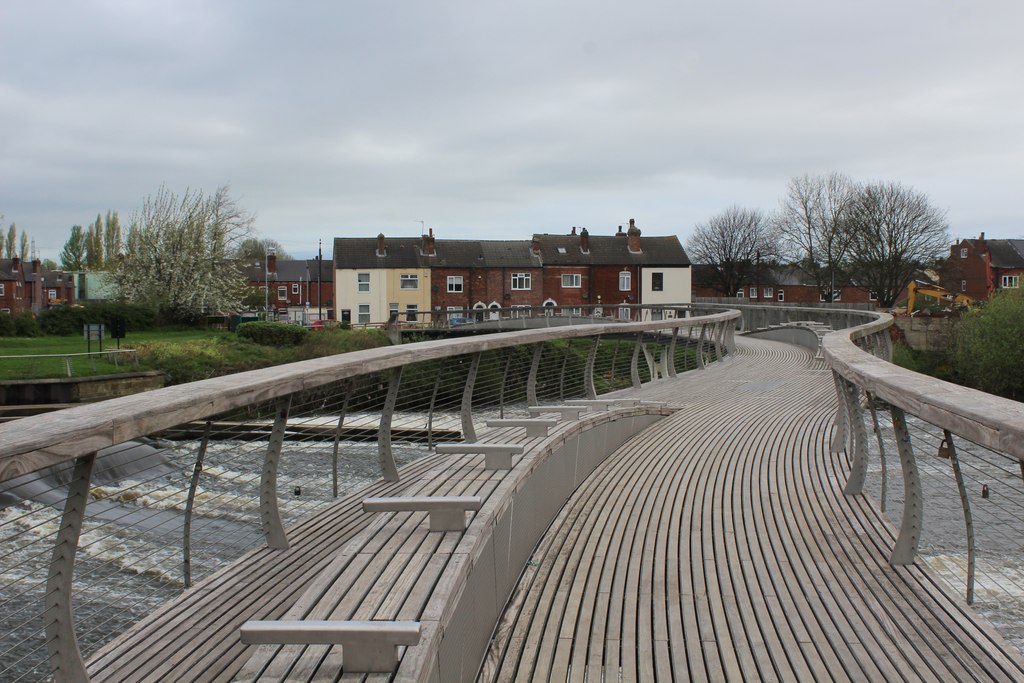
[979,231,985,240]
[627,218,641,253]
[580,227,590,253]
[571,226,577,235]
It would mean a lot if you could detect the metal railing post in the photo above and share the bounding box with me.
[696,325,707,370]
[461,353,482,442]
[426,365,443,449]
[630,334,643,388]
[867,394,888,512]
[499,351,514,417]
[889,406,922,565]
[526,344,543,406]
[943,431,976,603]
[829,370,850,455]
[378,368,402,481]
[45,452,96,683]
[667,326,678,377]
[261,397,292,549]
[331,389,351,496]
[184,421,212,587]
[584,336,600,400]
[841,379,869,496]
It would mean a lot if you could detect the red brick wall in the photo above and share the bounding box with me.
[431,267,543,313]
[941,241,992,300]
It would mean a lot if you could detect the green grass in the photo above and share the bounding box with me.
[0,328,391,383]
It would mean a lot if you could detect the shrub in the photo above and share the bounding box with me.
[39,303,158,336]
[13,312,41,337]
[954,289,1024,400]
[0,312,15,337]
[236,321,309,347]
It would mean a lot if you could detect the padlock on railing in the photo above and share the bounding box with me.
[937,437,950,459]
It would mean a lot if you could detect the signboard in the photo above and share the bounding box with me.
[83,324,105,341]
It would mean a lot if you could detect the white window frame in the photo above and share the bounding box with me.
[961,280,967,292]
[389,303,399,318]
[405,304,419,321]
[561,273,581,288]
[357,304,371,324]
[357,272,370,293]
[0,283,4,296]
[447,275,463,293]
[277,286,288,300]
[868,291,878,302]
[400,273,419,290]
[749,286,757,298]
[48,289,57,300]
[960,247,968,258]
[619,271,631,291]
[736,289,744,298]
[618,306,631,320]
[511,272,531,290]
[763,287,773,299]
[291,283,299,294]
[1002,274,1020,288]
[777,290,785,302]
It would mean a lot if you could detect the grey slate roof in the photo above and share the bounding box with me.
[242,258,334,283]
[532,234,690,266]
[985,239,1024,269]
[334,237,539,269]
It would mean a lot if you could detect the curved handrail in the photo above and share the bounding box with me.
[0,309,739,481]
[821,312,1024,461]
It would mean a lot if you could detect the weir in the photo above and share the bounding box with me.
[1,304,1023,681]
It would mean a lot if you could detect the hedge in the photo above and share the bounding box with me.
[236,321,309,347]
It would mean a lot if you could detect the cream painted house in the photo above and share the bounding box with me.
[334,235,434,325]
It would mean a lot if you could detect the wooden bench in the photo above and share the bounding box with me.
[526,404,588,420]
[485,418,559,438]
[565,398,643,409]
[436,442,525,469]
[238,620,420,673]
[362,495,482,531]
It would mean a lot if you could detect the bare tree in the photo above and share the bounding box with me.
[847,181,949,307]
[114,184,254,321]
[775,172,857,302]
[687,206,784,296]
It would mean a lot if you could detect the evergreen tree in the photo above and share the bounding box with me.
[18,228,28,261]
[103,210,121,263]
[86,214,104,269]
[60,225,88,270]
[4,224,14,259]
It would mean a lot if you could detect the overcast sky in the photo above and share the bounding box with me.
[2,1,1022,261]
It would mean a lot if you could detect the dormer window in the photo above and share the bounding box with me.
[960,247,968,258]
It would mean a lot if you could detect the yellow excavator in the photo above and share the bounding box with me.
[906,280,975,313]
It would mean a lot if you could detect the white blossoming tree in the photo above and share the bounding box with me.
[114,185,253,322]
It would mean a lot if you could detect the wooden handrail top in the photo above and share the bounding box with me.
[435,442,526,454]
[239,619,421,646]
[362,496,483,513]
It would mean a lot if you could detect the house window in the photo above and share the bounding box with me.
[561,273,581,288]
[557,247,567,254]
[405,304,418,321]
[277,286,288,300]
[0,283,4,296]
[357,304,370,324]
[48,289,57,300]
[869,291,878,302]
[763,287,773,299]
[961,280,967,292]
[447,276,463,293]
[357,272,370,292]
[389,303,399,319]
[1002,275,1020,288]
[511,305,530,318]
[400,274,419,290]
[291,283,299,294]
[511,273,531,290]
[749,286,757,298]
[618,306,631,320]
[619,271,631,291]
[652,272,664,291]
[736,289,744,298]
[777,290,785,302]
[960,248,968,258]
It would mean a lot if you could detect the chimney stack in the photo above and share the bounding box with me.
[979,231,986,240]
[531,236,541,256]
[616,225,624,236]
[267,252,277,274]
[11,256,19,272]
[421,228,436,256]
[376,233,386,257]
[627,218,642,253]
[579,227,590,253]
[571,226,577,235]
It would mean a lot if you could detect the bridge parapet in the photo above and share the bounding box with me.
[0,305,737,682]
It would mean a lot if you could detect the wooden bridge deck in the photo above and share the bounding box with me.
[86,338,1024,682]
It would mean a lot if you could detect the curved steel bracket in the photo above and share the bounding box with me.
[667,327,679,377]
[842,380,869,496]
[696,325,707,370]
[378,367,402,481]
[943,430,976,603]
[332,389,351,496]
[184,421,212,587]
[584,336,600,399]
[461,353,481,442]
[890,406,922,565]
[499,351,514,416]
[526,344,543,406]
[867,394,888,512]
[829,371,849,455]
[630,334,643,388]
[45,452,95,683]
[261,397,291,549]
